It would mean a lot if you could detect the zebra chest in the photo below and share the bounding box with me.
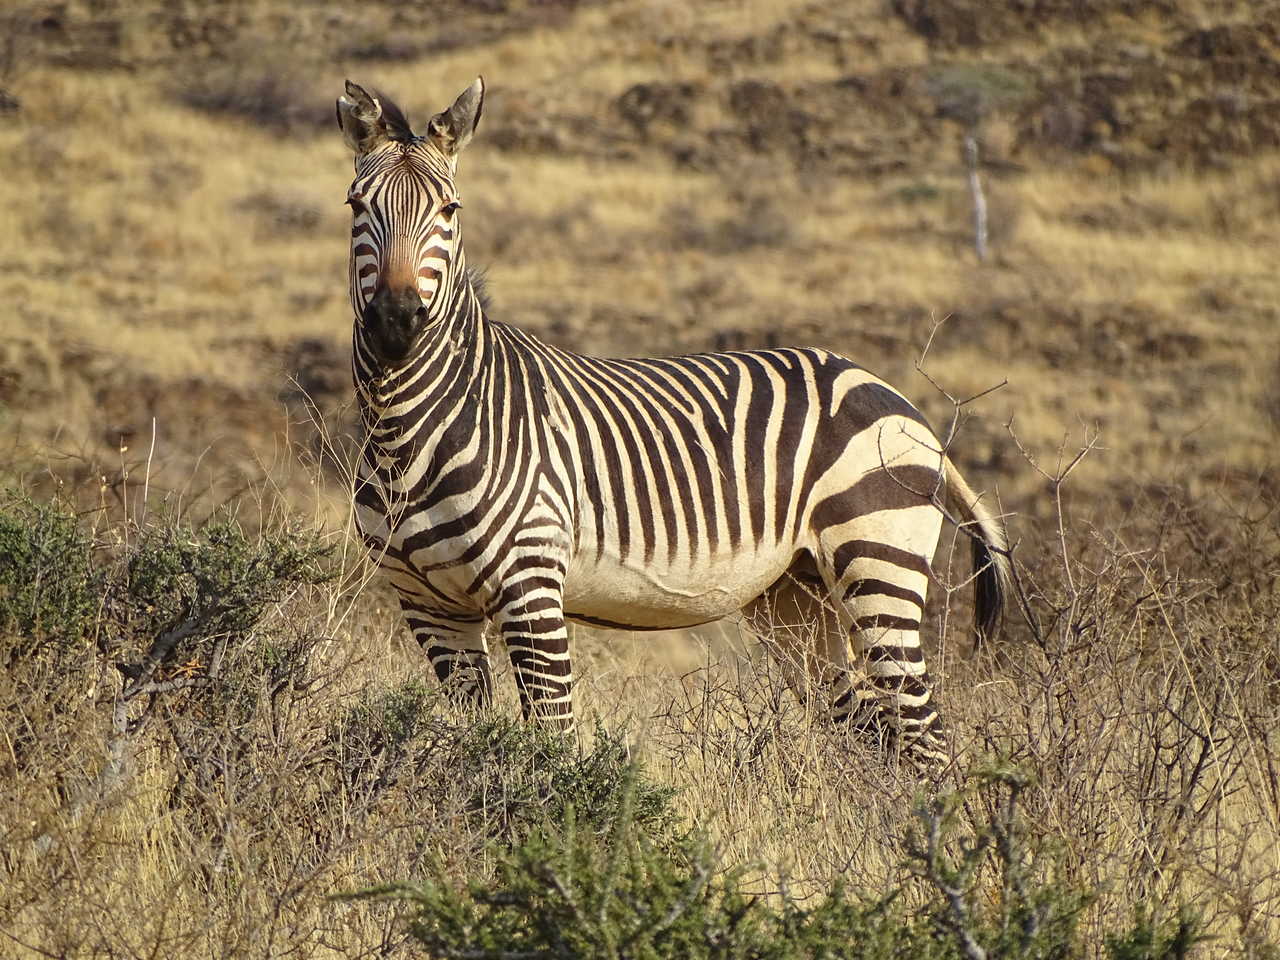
[354,452,573,610]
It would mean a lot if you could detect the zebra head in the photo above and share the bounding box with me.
[336,78,484,367]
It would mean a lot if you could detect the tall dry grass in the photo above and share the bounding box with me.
[1,425,1276,956]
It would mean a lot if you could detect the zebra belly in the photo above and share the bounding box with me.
[562,549,793,630]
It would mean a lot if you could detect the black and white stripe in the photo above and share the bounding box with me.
[335,79,1012,765]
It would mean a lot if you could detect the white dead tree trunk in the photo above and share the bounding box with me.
[965,132,988,263]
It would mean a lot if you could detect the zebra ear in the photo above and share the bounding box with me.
[337,80,387,156]
[428,77,484,158]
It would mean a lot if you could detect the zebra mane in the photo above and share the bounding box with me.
[467,266,492,314]
[370,88,415,142]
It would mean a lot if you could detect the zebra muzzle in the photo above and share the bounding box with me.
[363,285,426,365]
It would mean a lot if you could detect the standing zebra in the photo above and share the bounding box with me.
[336,78,1012,766]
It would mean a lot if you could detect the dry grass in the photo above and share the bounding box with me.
[1,473,1276,956]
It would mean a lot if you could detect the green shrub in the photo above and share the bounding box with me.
[0,490,100,663]
[101,513,334,812]
[1,491,335,815]
[0,489,330,675]
[109,514,330,658]
[442,717,680,846]
[344,770,938,960]
[330,694,680,851]
[903,765,1090,960]
[1105,910,1205,960]
[373,810,956,960]
[337,678,438,759]
[345,761,1207,960]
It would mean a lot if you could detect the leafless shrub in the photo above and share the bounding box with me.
[945,418,1280,946]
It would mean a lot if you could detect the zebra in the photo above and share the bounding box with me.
[335,77,1012,766]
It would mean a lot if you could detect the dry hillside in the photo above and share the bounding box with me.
[1,0,1277,524]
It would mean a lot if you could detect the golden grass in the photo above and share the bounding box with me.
[4,489,1276,955]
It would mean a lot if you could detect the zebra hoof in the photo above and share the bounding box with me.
[897,728,952,776]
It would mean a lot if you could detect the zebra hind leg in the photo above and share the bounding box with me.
[743,563,852,715]
[818,525,949,769]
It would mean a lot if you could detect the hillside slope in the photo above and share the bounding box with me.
[1,0,1276,528]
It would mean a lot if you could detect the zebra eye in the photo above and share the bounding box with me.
[441,199,462,215]
[346,196,366,214]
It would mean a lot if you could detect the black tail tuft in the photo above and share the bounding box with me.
[972,536,1004,645]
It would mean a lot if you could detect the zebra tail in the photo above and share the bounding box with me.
[942,457,1013,645]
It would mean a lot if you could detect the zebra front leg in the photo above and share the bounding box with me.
[399,597,494,709]
[496,603,574,733]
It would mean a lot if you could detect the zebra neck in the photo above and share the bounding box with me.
[355,283,492,460]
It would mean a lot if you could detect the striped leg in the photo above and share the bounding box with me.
[496,600,575,731]
[400,596,493,709]
[820,507,947,766]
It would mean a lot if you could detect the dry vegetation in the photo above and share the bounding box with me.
[1,0,1278,956]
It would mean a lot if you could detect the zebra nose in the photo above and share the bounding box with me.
[363,285,426,364]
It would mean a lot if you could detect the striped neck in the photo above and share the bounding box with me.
[353,258,490,429]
